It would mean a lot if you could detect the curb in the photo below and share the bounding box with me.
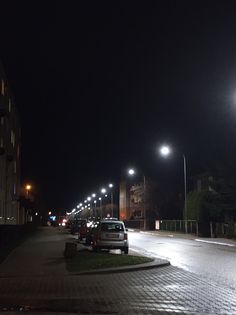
[69,258,170,276]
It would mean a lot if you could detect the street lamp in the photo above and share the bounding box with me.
[108,183,114,218]
[25,184,32,198]
[128,168,147,230]
[94,200,97,217]
[98,197,102,218]
[159,145,188,233]
[101,188,106,194]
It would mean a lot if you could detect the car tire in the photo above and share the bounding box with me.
[124,247,129,254]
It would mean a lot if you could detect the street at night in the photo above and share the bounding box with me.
[1,2,236,314]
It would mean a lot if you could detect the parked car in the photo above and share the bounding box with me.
[85,220,100,245]
[92,220,129,254]
[70,219,87,239]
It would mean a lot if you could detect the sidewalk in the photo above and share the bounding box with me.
[0,227,71,277]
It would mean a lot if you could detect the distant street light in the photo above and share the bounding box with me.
[128,168,146,230]
[128,168,135,175]
[92,193,96,198]
[159,145,170,156]
[101,188,106,194]
[87,196,91,201]
[159,145,188,233]
[25,184,32,198]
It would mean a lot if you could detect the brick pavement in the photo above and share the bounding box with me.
[0,227,236,314]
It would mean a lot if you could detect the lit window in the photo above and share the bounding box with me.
[1,79,4,95]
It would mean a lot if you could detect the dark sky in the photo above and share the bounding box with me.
[1,1,236,213]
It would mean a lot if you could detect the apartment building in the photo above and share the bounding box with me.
[0,61,21,225]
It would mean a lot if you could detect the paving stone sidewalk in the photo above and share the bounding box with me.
[0,227,236,314]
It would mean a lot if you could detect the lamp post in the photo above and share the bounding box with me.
[98,197,102,218]
[25,184,32,199]
[128,168,147,230]
[159,145,188,233]
[108,183,114,217]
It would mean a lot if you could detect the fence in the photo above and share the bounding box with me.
[159,220,199,235]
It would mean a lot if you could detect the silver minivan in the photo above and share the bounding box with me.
[92,220,129,254]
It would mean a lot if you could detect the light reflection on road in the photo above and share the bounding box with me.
[129,231,236,287]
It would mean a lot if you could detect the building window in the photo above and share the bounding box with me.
[11,130,15,147]
[9,99,11,112]
[1,117,4,125]
[17,145,20,160]
[1,79,4,95]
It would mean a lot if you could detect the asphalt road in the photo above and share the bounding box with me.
[129,231,236,288]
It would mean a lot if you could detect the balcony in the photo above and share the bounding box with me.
[0,94,8,116]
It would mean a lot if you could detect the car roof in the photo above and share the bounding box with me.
[100,220,124,224]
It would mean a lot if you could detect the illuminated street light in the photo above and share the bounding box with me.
[26,184,32,191]
[25,184,32,198]
[87,196,91,201]
[101,188,106,194]
[128,168,135,175]
[79,203,83,207]
[159,144,188,233]
[159,145,170,157]
[48,211,52,215]
[108,183,113,188]
[98,197,101,201]
[92,193,96,198]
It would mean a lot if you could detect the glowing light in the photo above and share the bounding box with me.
[128,168,135,175]
[160,145,170,156]
[101,188,106,194]
[109,183,113,188]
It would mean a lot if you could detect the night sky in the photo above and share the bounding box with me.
[1,1,236,214]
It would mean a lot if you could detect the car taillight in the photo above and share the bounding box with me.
[124,233,128,240]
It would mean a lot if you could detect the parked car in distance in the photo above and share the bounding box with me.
[70,219,87,238]
[92,220,129,254]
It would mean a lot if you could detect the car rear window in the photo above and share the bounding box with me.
[101,223,124,232]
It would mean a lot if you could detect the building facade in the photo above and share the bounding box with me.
[0,61,21,225]
[119,179,160,229]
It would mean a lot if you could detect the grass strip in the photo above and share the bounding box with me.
[66,250,153,272]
